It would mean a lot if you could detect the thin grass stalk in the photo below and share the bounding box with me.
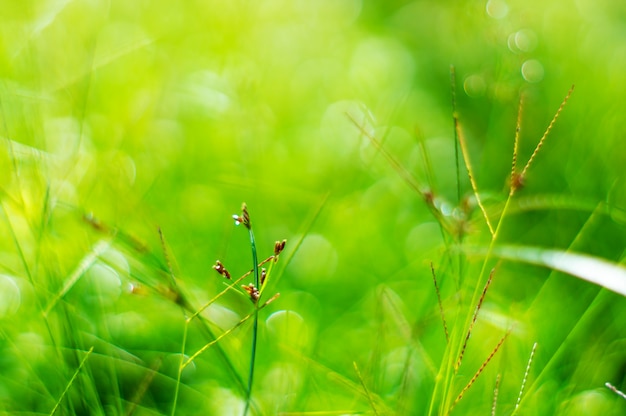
[49,346,94,416]
[128,358,162,416]
[518,85,575,181]
[346,112,455,239]
[182,293,279,369]
[431,262,449,343]
[43,239,112,316]
[155,225,248,395]
[512,342,537,415]
[443,138,519,413]
[353,361,379,416]
[158,226,177,288]
[455,124,495,237]
[448,331,509,414]
[605,382,626,400]
[510,94,524,195]
[236,203,261,416]
[190,256,275,322]
[455,267,496,372]
[492,374,501,416]
[171,323,189,416]
[450,65,462,206]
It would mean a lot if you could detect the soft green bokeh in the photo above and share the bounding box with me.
[1,0,626,414]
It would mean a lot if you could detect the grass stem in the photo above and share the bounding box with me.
[49,346,94,416]
[353,361,379,416]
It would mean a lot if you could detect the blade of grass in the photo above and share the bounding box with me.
[470,245,626,297]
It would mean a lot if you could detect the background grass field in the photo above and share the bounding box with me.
[1,1,626,415]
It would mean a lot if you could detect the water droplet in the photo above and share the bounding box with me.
[83,263,122,306]
[486,0,509,19]
[266,310,310,351]
[515,29,538,52]
[464,74,487,97]
[521,59,544,83]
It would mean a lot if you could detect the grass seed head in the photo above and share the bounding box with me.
[274,239,286,257]
[242,283,260,303]
[213,260,231,279]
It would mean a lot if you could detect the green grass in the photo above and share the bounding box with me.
[1,0,626,415]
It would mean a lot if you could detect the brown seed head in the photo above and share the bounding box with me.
[274,239,286,257]
[213,260,231,279]
[242,283,260,303]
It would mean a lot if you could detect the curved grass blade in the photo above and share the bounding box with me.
[466,245,626,297]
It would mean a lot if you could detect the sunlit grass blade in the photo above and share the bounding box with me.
[470,245,626,297]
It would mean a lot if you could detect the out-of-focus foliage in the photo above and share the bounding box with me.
[1,0,626,414]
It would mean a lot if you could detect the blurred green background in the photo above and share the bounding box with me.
[1,0,626,414]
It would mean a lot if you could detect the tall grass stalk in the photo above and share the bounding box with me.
[49,346,94,416]
[433,85,574,414]
[239,203,260,416]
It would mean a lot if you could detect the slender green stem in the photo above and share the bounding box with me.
[50,346,94,416]
[450,65,462,206]
[353,361,379,416]
[182,294,279,369]
[243,225,259,416]
[171,321,189,416]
